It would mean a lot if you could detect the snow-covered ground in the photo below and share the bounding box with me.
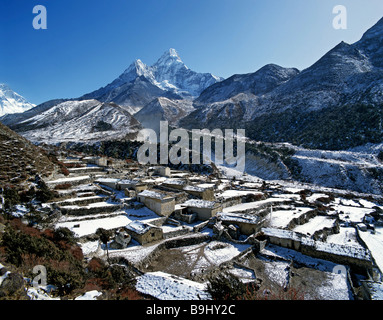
[260,244,353,300]
[55,206,160,238]
[269,207,313,229]
[293,215,337,236]
[358,227,383,274]
[135,272,211,300]
[327,226,364,248]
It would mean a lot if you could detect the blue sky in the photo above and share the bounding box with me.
[1,0,383,105]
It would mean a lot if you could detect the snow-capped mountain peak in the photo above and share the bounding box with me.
[120,59,153,82]
[154,48,186,68]
[81,48,223,109]
[0,84,35,117]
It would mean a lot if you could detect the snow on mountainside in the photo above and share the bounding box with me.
[16,99,141,143]
[0,98,70,128]
[135,97,194,134]
[82,49,223,113]
[195,64,300,106]
[181,17,383,151]
[0,84,35,116]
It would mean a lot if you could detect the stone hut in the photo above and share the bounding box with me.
[162,179,187,190]
[126,220,163,245]
[154,166,171,177]
[183,185,215,201]
[84,156,108,167]
[182,199,222,221]
[261,227,373,273]
[110,228,131,249]
[137,190,175,217]
[117,179,148,194]
[95,178,120,190]
[216,212,267,235]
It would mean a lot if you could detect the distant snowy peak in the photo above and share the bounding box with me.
[121,59,155,82]
[154,48,185,67]
[0,84,35,116]
[82,48,223,109]
[152,48,218,97]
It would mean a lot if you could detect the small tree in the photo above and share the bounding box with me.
[96,228,113,263]
[3,186,21,210]
[35,179,55,203]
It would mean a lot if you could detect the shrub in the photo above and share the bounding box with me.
[35,179,56,203]
[207,271,248,300]
[54,184,72,190]
[53,227,76,245]
[3,186,20,209]
[0,221,85,296]
[19,187,36,203]
[61,167,70,176]
[87,257,105,273]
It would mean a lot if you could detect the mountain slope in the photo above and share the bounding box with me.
[195,64,300,106]
[0,84,35,117]
[181,17,383,150]
[0,121,54,189]
[82,49,223,113]
[134,97,194,133]
[13,99,141,144]
[0,99,70,128]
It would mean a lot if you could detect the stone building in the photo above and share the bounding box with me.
[126,220,163,245]
[138,190,175,217]
[216,212,267,235]
[261,227,373,273]
[117,179,148,193]
[153,166,171,177]
[182,199,222,221]
[94,178,119,190]
[162,179,187,190]
[183,185,215,201]
[83,156,108,167]
[110,228,131,249]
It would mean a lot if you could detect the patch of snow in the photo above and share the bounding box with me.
[74,290,102,300]
[293,216,337,235]
[135,272,211,300]
[358,227,383,274]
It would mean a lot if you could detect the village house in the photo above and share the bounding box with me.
[182,199,222,221]
[162,179,187,190]
[83,156,108,167]
[218,189,265,209]
[261,227,373,273]
[117,179,147,192]
[153,166,171,177]
[216,212,267,235]
[173,204,197,223]
[110,228,131,249]
[94,177,120,190]
[126,220,163,245]
[137,190,175,217]
[183,185,215,201]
